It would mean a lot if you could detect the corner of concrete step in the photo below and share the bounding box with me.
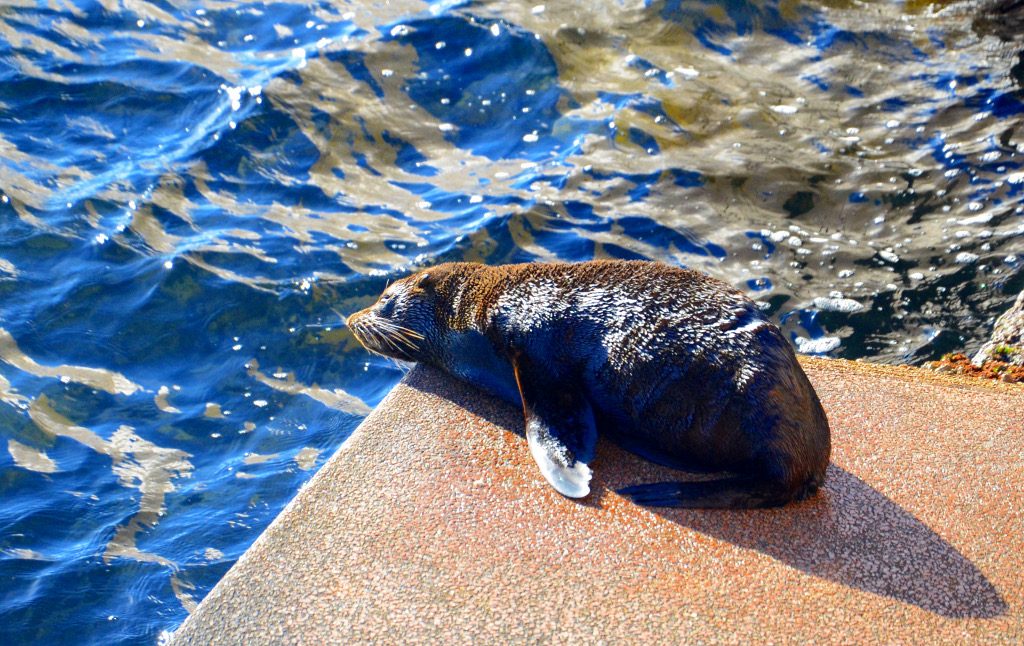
[173,360,1023,644]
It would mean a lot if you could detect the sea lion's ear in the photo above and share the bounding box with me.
[512,353,597,498]
[414,272,431,290]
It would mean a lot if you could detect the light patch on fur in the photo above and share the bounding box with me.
[732,319,768,335]
[574,282,769,372]
[576,286,657,365]
[526,420,592,498]
[494,279,568,331]
[493,274,777,378]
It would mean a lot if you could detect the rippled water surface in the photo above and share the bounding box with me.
[1,0,1023,642]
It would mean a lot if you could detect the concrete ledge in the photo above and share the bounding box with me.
[173,359,1023,644]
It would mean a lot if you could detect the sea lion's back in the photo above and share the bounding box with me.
[545,261,829,486]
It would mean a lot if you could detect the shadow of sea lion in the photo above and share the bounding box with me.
[406,366,1007,620]
[646,465,1007,619]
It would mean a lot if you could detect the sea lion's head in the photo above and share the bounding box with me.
[346,270,442,362]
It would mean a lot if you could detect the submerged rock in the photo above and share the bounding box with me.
[972,0,1024,44]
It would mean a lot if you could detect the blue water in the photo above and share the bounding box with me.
[0,1,1021,642]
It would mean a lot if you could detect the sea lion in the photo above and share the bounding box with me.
[346,260,830,508]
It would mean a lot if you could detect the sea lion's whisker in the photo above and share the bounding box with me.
[349,322,365,344]
[392,334,420,352]
[369,326,397,349]
[388,327,421,346]
[383,330,411,347]
[375,319,405,333]
[389,357,412,373]
[378,321,424,339]
[383,336,404,353]
[393,325,424,340]
[365,340,391,358]
[352,322,392,358]
[391,331,420,352]
[373,327,408,354]
[371,321,422,350]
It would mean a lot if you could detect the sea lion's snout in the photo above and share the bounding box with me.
[345,307,372,350]
[344,310,362,329]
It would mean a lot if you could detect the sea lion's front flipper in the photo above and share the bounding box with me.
[512,354,597,498]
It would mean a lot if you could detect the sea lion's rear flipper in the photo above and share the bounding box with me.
[617,477,793,509]
[512,354,597,498]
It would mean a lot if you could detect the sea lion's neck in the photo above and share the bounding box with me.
[435,262,556,335]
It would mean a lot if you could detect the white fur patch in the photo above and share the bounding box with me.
[494,279,567,331]
[526,420,592,498]
[732,319,768,335]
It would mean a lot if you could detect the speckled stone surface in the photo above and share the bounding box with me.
[173,358,1023,644]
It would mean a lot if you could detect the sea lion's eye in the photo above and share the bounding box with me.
[378,293,397,316]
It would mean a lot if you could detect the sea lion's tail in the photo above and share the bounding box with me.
[617,474,819,509]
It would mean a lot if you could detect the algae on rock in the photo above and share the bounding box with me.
[974,290,1024,368]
